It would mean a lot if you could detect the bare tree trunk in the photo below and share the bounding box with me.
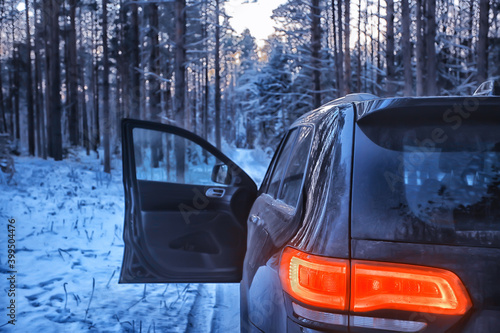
[192,71,197,135]
[64,4,71,142]
[78,6,89,155]
[363,2,369,93]
[81,67,90,156]
[146,4,162,168]
[215,0,221,149]
[148,3,161,120]
[0,21,6,133]
[93,10,101,154]
[162,53,172,122]
[174,0,186,182]
[357,0,361,92]
[7,67,14,138]
[9,2,19,140]
[204,57,209,141]
[376,0,382,95]
[402,0,412,96]
[416,0,426,96]
[88,11,97,154]
[331,0,340,96]
[67,0,79,146]
[425,0,437,95]
[13,49,20,141]
[118,1,129,120]
[0,60,5,133]
[102,0,110,173]
[386,0,396,96]
[130,2,141,119]
[477,0,489,83]
[186,74,192,131]
[337,0,344,96]
[115,3,123,141]
[344,0,351,94]
[311,0,322,107]
[34,4,46,158]
[24,0,35,154]
[0,1,5,133]
[467,0,474,66]
[139,7,147,121]
[200,1,208,141]
[44,0,63,160]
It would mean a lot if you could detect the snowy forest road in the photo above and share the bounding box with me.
[185,284,240,332]
[0,152,261,332]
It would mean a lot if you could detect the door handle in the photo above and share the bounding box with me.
[249,215,260,224]
[206,188,225,198]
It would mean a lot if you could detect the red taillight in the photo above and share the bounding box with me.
[279,247,349,310]
[279,247,472,316]
[351,260,472,315]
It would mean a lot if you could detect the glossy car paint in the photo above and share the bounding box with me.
[241,103,355,332]
[242,97,500,332]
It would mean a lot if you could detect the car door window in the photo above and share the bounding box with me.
[266,128,298,197]
[264,126,313,208]
[278,126,313,207]
[133,127,224,186]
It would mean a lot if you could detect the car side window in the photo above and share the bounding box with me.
[132,127,225,186]
[266,129,298,198]
[278,126,313,207]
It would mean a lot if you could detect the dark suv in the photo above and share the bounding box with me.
[120,93,500,332]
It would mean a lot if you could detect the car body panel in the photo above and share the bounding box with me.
[289,104,354,259]
[248,255,287,332]
[352,239,500,332]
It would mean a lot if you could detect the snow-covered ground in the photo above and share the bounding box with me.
[0,148,270,332]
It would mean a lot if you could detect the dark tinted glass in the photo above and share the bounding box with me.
[353,111,500,247]
[278,126,313,207]
[267,129,298,197]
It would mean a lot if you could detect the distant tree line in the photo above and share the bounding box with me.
[0,0,497,170]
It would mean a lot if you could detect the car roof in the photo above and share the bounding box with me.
[292,95,500,128]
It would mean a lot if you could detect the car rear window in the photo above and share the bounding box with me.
[352,105,500,248]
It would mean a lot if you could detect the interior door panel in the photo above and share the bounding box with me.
[120,119,257,283]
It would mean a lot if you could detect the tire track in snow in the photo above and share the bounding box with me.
[185,284,216,332]
[210,284,240,333]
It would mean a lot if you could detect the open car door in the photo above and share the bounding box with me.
[120,119,257,283]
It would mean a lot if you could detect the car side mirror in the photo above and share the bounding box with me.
[211,164,232,185]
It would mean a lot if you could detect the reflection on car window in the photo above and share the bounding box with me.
[402,144,500,231]
[278,126,313,207]
[353,122,500,247]
[267,129,298,197]
[133,127,224,186]
[265,126,313,208]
